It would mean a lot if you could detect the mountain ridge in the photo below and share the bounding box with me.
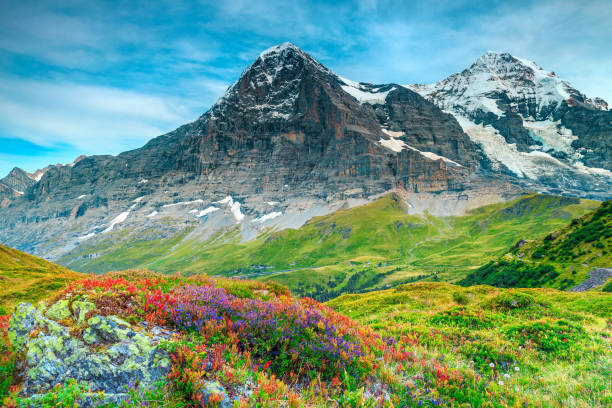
[0,44,610,264]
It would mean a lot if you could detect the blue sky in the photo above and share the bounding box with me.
[1,0,611,177]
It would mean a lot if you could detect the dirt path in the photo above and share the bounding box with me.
[569,268,612,292]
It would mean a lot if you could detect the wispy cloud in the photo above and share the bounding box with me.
[0,78,196,151]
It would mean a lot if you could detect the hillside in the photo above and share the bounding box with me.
[4,270,610,407]
[60,193,599,300]
[327,282,612,407]
[0,244,84,315]
[460,200,612,290]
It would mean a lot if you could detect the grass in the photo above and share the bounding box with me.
[0,244,85,316]
[59,192,599,300]
[460,200,612,290]
[3,269,610,407]
[327,282,612,408]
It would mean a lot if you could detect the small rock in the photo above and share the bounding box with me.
[199,381,232,408]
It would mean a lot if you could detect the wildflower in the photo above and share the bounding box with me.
[498,380,504,386]
[514,366,520,372]
[503,373,510,379]
[489,362,495,368]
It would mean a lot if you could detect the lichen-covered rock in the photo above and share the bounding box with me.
[9,302,172,406]
[72,299,96,325]
[45,298,71,321]
[199,381,233,408]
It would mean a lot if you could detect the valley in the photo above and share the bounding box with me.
[56,193,600,300]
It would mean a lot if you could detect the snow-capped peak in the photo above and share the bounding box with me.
[407,51,604,121]
[210,43,333,122]
[259,42,302,59]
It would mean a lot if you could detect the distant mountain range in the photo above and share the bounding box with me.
[0,43,610,265]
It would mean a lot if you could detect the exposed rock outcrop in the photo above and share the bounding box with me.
[9,300,172,406]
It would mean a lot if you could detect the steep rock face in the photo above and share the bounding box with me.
[0,43,482,260]
[20,44,477,207]
[554,102,612,169]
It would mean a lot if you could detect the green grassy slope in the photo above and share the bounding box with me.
[0,244,85,315]
[327,282,612,407]
[460,200,612,290]
[60,193,598,300]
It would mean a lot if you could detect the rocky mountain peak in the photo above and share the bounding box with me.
[257,42,321,67]
[209,43,337,123]
[0,167,35,192]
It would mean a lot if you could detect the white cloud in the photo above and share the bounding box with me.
[0,77,206,154]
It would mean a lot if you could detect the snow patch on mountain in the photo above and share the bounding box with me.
[253,212,282,223]
[382,129,404,137]
[146,211,158,218]
[514,56,572,110]
[103,211,130,233]
[455,115,569,179]
[215,196,245,222]
[196,207,220,217]
[572,162,612,178]
[379,127,462,166]
[77,232,96,240]
[379,137,407,153]
[407,69,505,117]
[339,76,395,105]
[29,171,44,182]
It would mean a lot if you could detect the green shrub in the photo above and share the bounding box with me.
[17,380,105,407]
[452,291,469,305]
[505,320,587,360]
[487,292,537,310]
[459,260,559,289]
[430,307,493,330]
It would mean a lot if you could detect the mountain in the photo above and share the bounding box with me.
[55,192,599,300]
[408,52,612,193]
[0,44,610,266]
[0,168,35,194]
[0,155,85,207]
[460,200,612,290]
[0,243,84,315]
[0,168,34,206]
